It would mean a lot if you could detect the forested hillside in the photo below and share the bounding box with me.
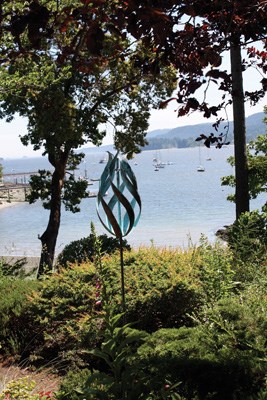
[145,112,265,150]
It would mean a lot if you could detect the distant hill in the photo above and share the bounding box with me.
[146,128,171,138]
[80,144,115,155]
[145,112,266,150]
[78,112,266,154]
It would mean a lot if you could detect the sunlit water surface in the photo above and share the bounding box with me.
[1,146,265,256]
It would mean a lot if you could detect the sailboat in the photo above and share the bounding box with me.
[206,148,212,161]
[99,157,107,164]
[197,145,205,172]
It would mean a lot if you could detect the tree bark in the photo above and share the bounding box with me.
[230,40,250,219]
[37,155,67,278]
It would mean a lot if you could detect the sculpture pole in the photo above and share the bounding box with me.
[97,152,141,313]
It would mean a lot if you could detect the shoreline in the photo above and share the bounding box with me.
[0,201,21,210]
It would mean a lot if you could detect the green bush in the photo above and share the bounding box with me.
[1,239,266,399]
[0,277,40,357]
[60,270,267,399]
[28,263,101,366]
[28,247,203,366]
[197,236,238,304]
[228,210,267,265]
[57,368,91,400]
[135,270,267,399]
[58,310,183,400]
[119,247,202,332]
[137,322,266,399]
[56,234,131,267]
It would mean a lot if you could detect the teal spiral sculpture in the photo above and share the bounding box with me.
[97,152,141,238]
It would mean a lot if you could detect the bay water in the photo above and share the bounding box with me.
[0,146,264,257]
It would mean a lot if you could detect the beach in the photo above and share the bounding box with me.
[0,201,20,210]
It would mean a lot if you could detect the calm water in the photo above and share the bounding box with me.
[1,146,265,256]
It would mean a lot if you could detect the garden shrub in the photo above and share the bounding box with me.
[57,368,90,400]
[228,210,267,265]
[197,236,238,304]
[134,263,267,399]
[137,322,266,399]
[0,277,40,357]
[1,239,266,398]
[56,234,130,267]
[28,247,203,366]
[108,247,203,332]
[28,263,102,366]
[58,311,183,400]
[57,282,267,400]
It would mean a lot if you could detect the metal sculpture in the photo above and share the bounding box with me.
[97,151,141,312]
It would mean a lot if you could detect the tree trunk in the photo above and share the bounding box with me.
[230,40,250,219]
[37,158,66,278]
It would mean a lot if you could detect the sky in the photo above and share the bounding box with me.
[0,54,266,159]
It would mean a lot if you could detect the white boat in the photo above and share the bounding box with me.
[87,190,108,198]
[197,145,205,172]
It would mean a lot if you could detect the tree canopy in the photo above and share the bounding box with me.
[222,107,267,211]
[0,0,177,274]
[0,0,266,273]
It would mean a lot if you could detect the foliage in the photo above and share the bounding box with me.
[197,236,238,303]
[58,238,267,400]
[27,152,88,213]
[221,131,267,208]
[136,272,267,399]
[28,263,99,366]
[137,324,266,399]
[26,246,202,365]
[0,237,266,398]
[57,312,183,400]
[227,209,267,265]
[103,247,202,332]
[1,240,245,364]
[57,368,91,400]
[0,1,177,273]
[0,377,56,399]
[0,277,40,357]
[0,257,29,278]
[81,313,149,400]
[247,133,267,204]
[56,234,130,268]
[0,163,3,180]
